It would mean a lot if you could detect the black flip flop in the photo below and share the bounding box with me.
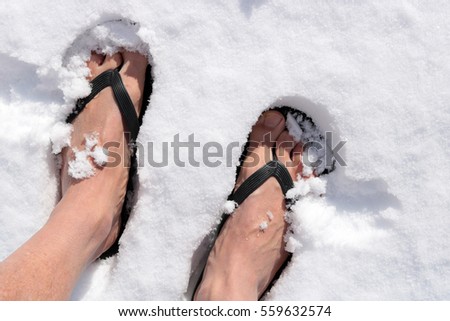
[229,150,294,205]
[66,60,153,259]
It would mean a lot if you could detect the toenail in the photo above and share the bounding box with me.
[264,113,283,128]
[256,115,265,124]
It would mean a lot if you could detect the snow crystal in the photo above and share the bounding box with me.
[266,210,274,221]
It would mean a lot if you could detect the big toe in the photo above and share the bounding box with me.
[87,52,123,80]
[249,110,285,148]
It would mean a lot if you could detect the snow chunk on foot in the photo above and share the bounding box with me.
[67,132,108,179]
[286,176,327,200]
[286,179,311,199]
[286,112,303,143]
[266,210,274,221]
[91,146,108,166]
[285,111,332,175]
[223,200,237,214]
[84,132,98,150]
[85,132,109,166]
[259,221,269,231]
[68,148,95,179]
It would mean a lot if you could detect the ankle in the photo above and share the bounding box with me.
[195,267,259,300]
[52,189,116,261]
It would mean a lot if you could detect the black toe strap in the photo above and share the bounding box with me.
[230,152,294,205]
[66,66,140,141]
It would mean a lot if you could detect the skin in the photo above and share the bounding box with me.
[194,111,305,300]
[0,51,147,300]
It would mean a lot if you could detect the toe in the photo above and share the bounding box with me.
[249,110,285,148]
[87,52,105,69]
[275,131,295,164]
[87,52,123,80]
[239,110,285,176]
[86,52,104,80]
[292,143,304,176]
[101,52,123,71]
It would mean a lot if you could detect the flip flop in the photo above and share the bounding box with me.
[66,60,153,259]
[187,106,334,300]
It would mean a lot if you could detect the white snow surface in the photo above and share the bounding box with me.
[1,0,450,300]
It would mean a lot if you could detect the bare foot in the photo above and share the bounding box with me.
[59,51,148,260]
[0,51,148,300]
[195,110,304,300]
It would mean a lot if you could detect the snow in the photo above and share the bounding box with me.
[302,164,314,177]
[286,112,303,143]
[50,122,72,154]
[91,146,108,167]
[259,221,269,232]
[285,110,330,174]
[1,0,450,300]
[68,147,95,179]
[67,132,107,179]
[222,200,237,215]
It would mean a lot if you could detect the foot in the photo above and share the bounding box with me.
[58,51,148,261]
[195,110,304,300]
[0,51,148,300]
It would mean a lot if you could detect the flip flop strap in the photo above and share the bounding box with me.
[66,67,140,141]
[230,153,294,205]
